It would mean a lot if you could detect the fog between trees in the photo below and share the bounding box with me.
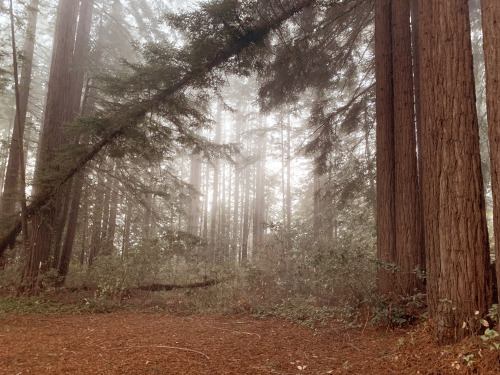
[0,0,499,345]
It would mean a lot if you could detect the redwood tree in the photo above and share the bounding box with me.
[374,0,396,294]
[21,0,80,290]
[481,0,500,311]
[392,0,424,295]
[418,0,491,344]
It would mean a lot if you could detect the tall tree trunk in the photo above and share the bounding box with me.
[253,118,265,258]
[392,0,424,295]
[0,0,39,218]
[121,194,133,259]
[418,0,491,344]
[79,183,88,265]
[202,163,209,239]
[21,0,80,291]
[210,103,222,250]
[232,114,242,259]
[88,169,105,266]
[241,166,251,262]
[286,113,292,234]
[188,153,202,235]
[410,0,426,277]
[481,0,500,311]
[105,174,119,255]
[375,0,396,295]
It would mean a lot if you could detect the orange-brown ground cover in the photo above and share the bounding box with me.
[1,311,500,375]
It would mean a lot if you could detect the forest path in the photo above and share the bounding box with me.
[0,312,497,374]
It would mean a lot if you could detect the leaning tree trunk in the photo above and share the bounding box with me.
[374,0,396,295]
[481,0,500,313]
[418,0,491,345]
[392,0,424,296]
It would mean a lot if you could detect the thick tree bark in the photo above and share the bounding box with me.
[21,0,80,291]
[374,0,396,295]
[481,0,500,312]
[410,0,426,282]
[391,0,424,295]
[418,0,491,344]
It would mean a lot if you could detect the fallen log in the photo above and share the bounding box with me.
[137,277,233,292]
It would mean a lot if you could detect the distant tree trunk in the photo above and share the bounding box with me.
[391,0,424,295]
[418,0,491,344]
[286,113,292,233]
[79,184,89,265]
[232,115,242,259]
[202,163,209,239]
[105,174,119,255]
[100,176,111,250]
[241,166,251,262]
[210,104,222,249]
[481,0,500,309]
[313,172,321,236]
[220,163,228,260]
[0,0,38,218]
[88,169,106,266]
[121,194,133,258]
[253,118,265,258]
[188,153,202,235]
[364,113,376,219]
[375,0,396,295]
[21,0,80,290]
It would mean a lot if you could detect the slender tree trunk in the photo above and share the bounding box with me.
[232,115,242,260]
[121,194,132,259]
[88,170,105,266]
[375,0,396,295]
[105,174,119,254]
[79,184,89,266]
[0,0,39,218]
[418,0,491,344]
[286,113,292,234]
[188,153,202,235]
[210,103,222,249]
[481,0,500,312]
[241,166,251,262]
[100,175,111,250]
[392,0,424,295]
[202,163,209,239]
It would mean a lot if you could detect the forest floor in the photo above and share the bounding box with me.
[1,292,500,374]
